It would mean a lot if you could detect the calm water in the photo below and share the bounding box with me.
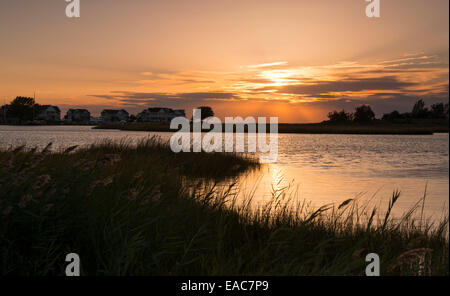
[0,125,448,220]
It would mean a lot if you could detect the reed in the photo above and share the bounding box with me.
[0,138,447,275]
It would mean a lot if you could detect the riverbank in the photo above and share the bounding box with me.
[0,139,448,275]
[94,122,449,135]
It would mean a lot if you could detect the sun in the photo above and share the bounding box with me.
[260,69,296,86]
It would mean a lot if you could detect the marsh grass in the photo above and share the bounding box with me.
[0,138,448,275]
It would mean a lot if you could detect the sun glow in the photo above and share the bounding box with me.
[258,68,313,87]
[260,70,295,86]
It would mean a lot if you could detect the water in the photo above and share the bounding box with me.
[1,125,448,221]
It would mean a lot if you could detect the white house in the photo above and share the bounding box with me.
[101,109,129,123]
[64,109,91,124]
[137,108,186,123]
[36,105,61,122]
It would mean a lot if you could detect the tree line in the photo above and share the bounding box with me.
[2,95,448,125]
[0,96,218,124]
[0,96,43,123]
[327,100,449,123]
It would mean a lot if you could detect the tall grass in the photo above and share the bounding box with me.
[0,138,448,275]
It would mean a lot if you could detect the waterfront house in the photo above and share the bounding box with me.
[36,105,61,122]
[64,109,91,124]
[101,109,129,123]
[0,105,10,124]
[137,108,186,123]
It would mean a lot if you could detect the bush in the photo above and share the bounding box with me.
[353,105,375,122]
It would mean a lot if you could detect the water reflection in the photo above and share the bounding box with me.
[0,125,448,221]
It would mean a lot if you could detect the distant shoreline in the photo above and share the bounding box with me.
[1,122,448,135]
[93,122,449,135]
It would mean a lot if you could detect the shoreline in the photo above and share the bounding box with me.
[92,122,449,135]
[1,122,448,135]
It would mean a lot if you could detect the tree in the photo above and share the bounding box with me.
[192,106,214,121]
[353,105,375,122]
[11,96,35,107]
[430,103,446,119]
[382,110,402,122]
[327,109,353,122]
[8,96,40,122]
[411,99,429,119]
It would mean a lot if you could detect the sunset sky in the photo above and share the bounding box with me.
[0,0,448,122]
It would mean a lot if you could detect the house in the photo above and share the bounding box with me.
[137,108,186,123]
[64,109,91,124]
[101,109,129,123]
[174,109,186,117]
[36,105,61,122]
[0,105,9,124]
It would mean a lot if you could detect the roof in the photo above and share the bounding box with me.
[68,108,90,113]
[101,109,129,115]
[40,105,61,112]
[145,107,175,113]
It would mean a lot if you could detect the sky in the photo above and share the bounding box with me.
[0,0,448,122]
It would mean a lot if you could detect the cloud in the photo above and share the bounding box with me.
[248,62,288,69]
[85,53,448,121]
[269,76,416,95]
[89,91,241,106]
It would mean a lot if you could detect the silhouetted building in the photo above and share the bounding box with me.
[65,109,91,124]
[101,109,129,123]
[37,105,61,122]
[137,107,185,123]
[0,105,12,124]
